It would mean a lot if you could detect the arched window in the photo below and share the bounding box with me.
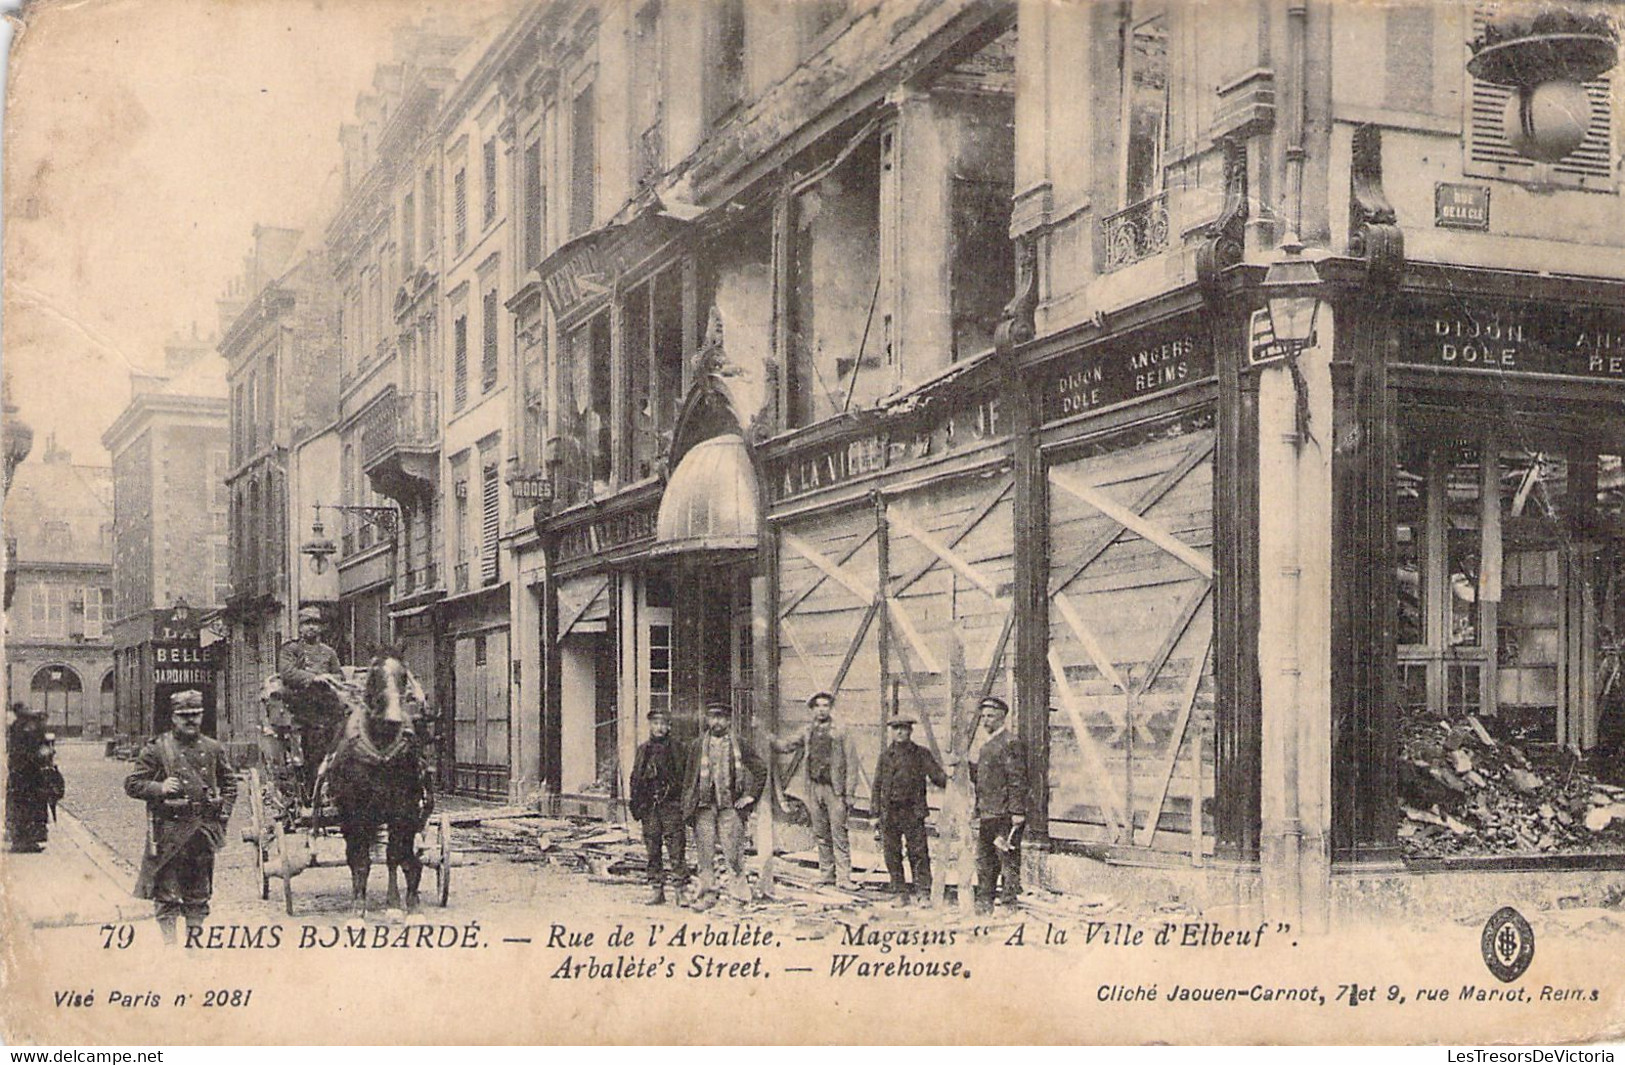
[30,664,84,735]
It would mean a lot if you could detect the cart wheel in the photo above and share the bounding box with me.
[271,818,296,917]
[435,815,452,907]
[246,769,270,901]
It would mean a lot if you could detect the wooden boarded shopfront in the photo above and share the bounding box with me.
[1034,314,1220,860]
[767,375,1014,815]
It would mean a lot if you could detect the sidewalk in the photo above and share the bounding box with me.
[2,808,150,928]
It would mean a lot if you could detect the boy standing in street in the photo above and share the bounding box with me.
[629,707,688,906]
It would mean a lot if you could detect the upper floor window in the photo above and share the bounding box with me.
[631,2,664,191]
[482,138,499,227]
[453,313,470,411]
[570,81,597,237]
[558,313,612,502]
[422,167,438,253]
[402,191,416,271]
[454,167,469,254]
[787,132,882,427]
[482,289,500,393]
[704,0,746,128]
[523,138,545,269]
[624,268,684,481]
[1121,8,1168,208]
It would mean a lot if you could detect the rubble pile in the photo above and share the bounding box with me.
[1399,710,1625,858]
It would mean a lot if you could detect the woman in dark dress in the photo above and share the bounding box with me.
[6,702,55,852]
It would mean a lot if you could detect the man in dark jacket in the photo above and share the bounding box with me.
[630,707,688,906]
[769,691,853,887]
[968,696,1026,913]
[278,605,344,793]
[125,690,238,946]
[6,702,52,852]
[681,703,765,910]
[871,712,946,906]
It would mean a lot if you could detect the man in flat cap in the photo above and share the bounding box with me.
[278,605,344,792]
[770,691,854,888]
[630,706,689,906]
[125,690,237,946]
[681,703,764,910]
[967,695,1026,913]
[871,712,946,906]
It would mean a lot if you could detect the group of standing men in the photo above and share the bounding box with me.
[629,690,1027,915]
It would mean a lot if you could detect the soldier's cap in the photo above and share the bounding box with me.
[170,690,205,712]
[806,690,835,710]
[647,707,669,720]
[886,713,916,728]
[979,695,1010,714]
[705,703,733,718]
[297,606,324,623]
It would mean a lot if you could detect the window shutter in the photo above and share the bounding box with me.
[454,316,469,410]
[480,462,500,585]
[454,168,468,251]
[1465,6,1615,189]
[482,291,499,392]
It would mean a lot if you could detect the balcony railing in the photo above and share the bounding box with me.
[1099,191,1170,272]
[360,387,439,469]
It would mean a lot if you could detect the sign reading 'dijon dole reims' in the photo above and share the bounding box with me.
[1042,320,1214,423]
[1400,302,1625,380]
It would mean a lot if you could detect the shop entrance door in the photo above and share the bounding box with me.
[1396,416,1623,751]
[675,565,754,729]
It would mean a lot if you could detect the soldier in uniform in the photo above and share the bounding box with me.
[278,605,344,792]
[125,690,237,946]
[629,706,688,906]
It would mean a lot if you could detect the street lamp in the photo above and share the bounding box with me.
[300,504,337,575]
[1261,233,1324,350]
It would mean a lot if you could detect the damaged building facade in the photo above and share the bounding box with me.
[492,0,1625,925]
[225,0,1625,924]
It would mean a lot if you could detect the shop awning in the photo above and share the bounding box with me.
[651,433,760,556]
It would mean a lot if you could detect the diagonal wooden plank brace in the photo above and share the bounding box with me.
[887,506,1003,600]
[893,477,1013,597]
[1049,438,1214,597]
[885,597,944,674]
[1136,581,1213,696]
[1048,466,1214,579]
[1047,649,1128,840]
[783,532,878,604]
[1135,628,1214,849]
[1052,589,1129,692]
[780,527,878,619]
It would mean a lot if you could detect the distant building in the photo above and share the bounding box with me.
[219,226,340,745]
[3,436,113,736]
[102,336,231,742]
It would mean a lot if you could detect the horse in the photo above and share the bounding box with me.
[321,651,432,919]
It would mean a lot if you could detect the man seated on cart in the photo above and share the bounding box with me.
[278,606,345,796]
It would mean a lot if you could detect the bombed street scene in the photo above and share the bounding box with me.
[4,0,1625,1047]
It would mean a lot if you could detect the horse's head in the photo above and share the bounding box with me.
[363,651,419,733]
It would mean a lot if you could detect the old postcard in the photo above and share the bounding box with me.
[4,0,1625,1046]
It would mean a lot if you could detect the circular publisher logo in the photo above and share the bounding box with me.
[1481,906,1535,984]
